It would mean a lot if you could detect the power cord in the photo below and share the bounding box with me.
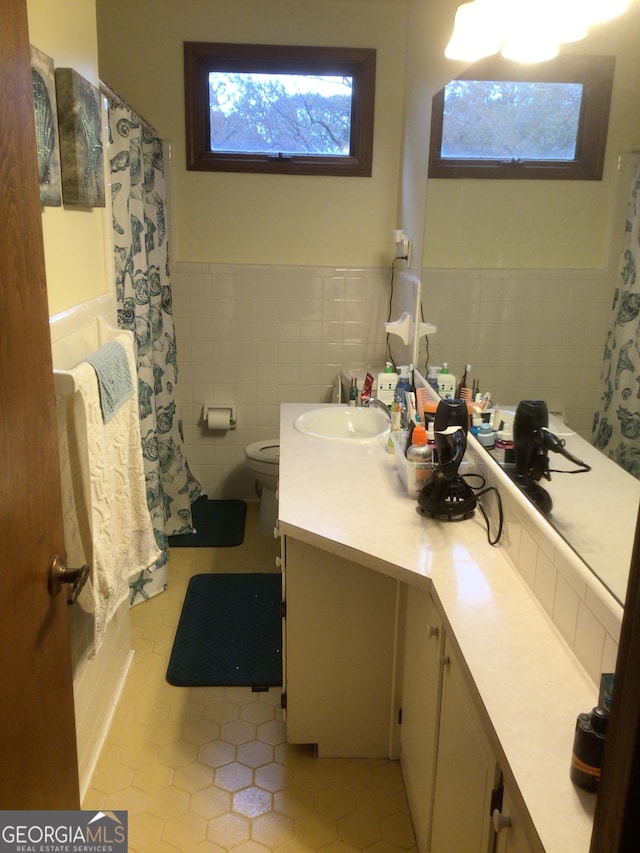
[461,473,504,546]
[385,258,404,370]
[419,299,432,378]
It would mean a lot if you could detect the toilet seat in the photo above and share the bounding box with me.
[245,439,279,465]
[245,440,280,478]
[245,440,280,536]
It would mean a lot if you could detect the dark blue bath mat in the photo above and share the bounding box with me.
[166,573,282,687]
[168,498,247,548]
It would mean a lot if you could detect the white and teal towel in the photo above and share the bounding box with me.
[57,331,161,657]
[85,340,134,423]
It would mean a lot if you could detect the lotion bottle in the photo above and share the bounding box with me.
[377,362,398,405]
[393,365,412,425]
[437,363,456,399]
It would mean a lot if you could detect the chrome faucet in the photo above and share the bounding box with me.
[361,396,392,419]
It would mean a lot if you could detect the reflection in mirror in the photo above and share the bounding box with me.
[478,404,640,604]
[418,3,640,604]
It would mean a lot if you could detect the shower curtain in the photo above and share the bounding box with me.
[104,87,202,603]
[593,154,640,478]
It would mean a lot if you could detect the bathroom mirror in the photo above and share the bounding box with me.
[417,3,640,605]
[478,418,639,605]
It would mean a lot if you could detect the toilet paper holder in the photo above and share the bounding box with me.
[202,404,237,431]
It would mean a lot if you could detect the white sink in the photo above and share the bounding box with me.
[293,406,389,443]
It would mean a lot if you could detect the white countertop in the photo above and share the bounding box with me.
[279,403,598,853]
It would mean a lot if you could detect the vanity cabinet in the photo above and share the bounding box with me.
[282,532,541,852]
[400,585,497,852]
[493,787,537,853]
[430,632,499,853]
[282,535,400,757]
[400,587,539,853]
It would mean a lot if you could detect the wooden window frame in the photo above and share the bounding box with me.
[428,54,615,180]
[184,42,376,177]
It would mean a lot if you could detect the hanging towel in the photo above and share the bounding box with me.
[85,340,134,423]
[57,331,161,657]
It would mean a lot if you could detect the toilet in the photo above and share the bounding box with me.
[245,439,280,536]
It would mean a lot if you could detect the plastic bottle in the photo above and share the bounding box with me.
[426,365,441,394]
[377,362,398,405]
[349,377,358,407]
[570,706,608,792]
[406,425,433,498]
[394,365,413,427]
[437,362,456,399]
[386,401,403,455]
[493,427,515,467]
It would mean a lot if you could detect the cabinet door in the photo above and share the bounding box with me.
[284,536,400,757]
[430,636,499,853]
[400,586,444,853]
[494,787,538,853]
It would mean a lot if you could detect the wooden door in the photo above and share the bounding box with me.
[0,0,79,808]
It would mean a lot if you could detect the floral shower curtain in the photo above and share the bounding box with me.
[593,154,640,478]
[103,87,201,603]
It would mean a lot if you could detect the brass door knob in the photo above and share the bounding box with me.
[49,554,89,603]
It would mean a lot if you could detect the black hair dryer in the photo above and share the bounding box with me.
[418,399,476,521]
[514,400,552,482]
[512,400,590,515]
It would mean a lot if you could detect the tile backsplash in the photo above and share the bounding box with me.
[174,261,615,499]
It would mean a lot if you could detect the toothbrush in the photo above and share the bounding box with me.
[406,391,419,424]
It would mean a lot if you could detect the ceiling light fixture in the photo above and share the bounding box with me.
[445,0,631,63]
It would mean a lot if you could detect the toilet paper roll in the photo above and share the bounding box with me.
[206,409,231,430]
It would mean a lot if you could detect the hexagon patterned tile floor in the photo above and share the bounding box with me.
[83,503,417,852]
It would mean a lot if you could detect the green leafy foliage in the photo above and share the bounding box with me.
[209,72,352,156]
[442,80,583,161]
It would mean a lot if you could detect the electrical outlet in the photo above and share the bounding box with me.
[393,230,411,264]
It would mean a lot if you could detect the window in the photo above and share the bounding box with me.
[428,54,615,180]
[184,42,376,176]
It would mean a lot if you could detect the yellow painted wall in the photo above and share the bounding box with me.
[27,0,109,315]
[421,0,640,270]
[95,0,407,267]
[30,0,640,306]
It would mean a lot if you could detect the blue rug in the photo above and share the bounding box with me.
[168,498,247,548]
[166,573,282,688]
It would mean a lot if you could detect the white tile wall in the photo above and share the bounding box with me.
[178,261,615,492]
[173,262,392,499]
[420,267,614,438]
